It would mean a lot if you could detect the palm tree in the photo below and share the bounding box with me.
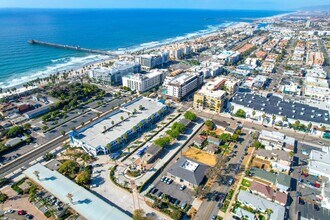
[265,208,273,219]
[123,134,128,142]
[66,193,73,204]
[139,105,143,110]
[252,110,256,119]
[111,120,115,126]
[307,122,313,132]
[262,113,266,124]
[272,114,276,126]
[103,126,107,132]
[116,138,122,145]
[33,170,40,180]
[133,108,137,114]
[230,105,235,114]
[120,116,124,121]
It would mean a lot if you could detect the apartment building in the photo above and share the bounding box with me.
[193,77,239,113]
[135,52,170,70]
[122,69,168,93]
[163,72,203,101]
[89,61,141,85]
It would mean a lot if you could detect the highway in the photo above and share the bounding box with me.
[0,135,67,177]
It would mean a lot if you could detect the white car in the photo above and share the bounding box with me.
[4,209,15,214]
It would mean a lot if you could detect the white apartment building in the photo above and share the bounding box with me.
[215,50,241,65]
[164,44,192,60]
[308,147,330,179]
[163,72,203,100]
[191,61,223,78]
[122,69,168,93]
[135,52,170,70]
[89,61,141,85]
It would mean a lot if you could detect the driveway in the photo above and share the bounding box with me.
[90,156,170,220]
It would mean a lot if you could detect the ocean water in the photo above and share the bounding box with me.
[0,9,286,88]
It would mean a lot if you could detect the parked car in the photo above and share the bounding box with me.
[157,192,163,199]
[228,177,234,186]
[4,209,15,214]
[181,201,187,210]
[160,176,166,182]
[18,210,26,215]
[25,214,34,219]
[179,185,185,191]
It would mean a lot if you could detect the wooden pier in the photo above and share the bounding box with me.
[28,40,118,57]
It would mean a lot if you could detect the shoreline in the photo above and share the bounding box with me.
[0,11,289,98]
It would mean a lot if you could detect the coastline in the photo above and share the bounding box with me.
[0,10,289,98]
[0,21,237,96]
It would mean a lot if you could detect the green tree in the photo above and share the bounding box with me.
[166,129,180,139]
[205,120,215,130]
[307,122,313,131]
[235,109,246,118]
[184,111,197,121]
[253,141,265,149]
[76,171,91,185]
[232,134,239,142]
[172,122,185,133]
[6,126,24,138]
[154,136,171,148]
[61,130,66,136]
[23,123,32,130]
[58,160,79,178]
[219,133,232,143]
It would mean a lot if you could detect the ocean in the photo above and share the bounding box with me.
[0,9,286,89]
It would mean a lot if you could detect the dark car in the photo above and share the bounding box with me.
[25,214,34,219]
[314,204,320,211]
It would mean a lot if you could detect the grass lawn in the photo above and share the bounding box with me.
[183,147,217,167]
[242,178,252,187]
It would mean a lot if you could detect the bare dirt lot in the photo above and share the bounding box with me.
[183,147,217,167]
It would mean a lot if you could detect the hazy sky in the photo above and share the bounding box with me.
[0,0,328,10]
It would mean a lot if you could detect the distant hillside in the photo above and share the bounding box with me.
[298,4,330,11]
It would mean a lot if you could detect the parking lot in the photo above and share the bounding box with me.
[298,201,330,220]
[150,176,195,207]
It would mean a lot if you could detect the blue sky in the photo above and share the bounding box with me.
[0,0,328,10]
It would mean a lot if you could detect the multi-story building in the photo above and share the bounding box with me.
[69,97,167,156]
[89,61,141,85]
[193,77,239,113]
[122,69,168,93]
[191,61,223,79]
[308,147,330,179]
[163,72,203,101]
[164,44,192,60]
[215,50,241,65]
[135,52,170,70]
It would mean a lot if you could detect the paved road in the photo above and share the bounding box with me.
[194,129,252,220]
[0,97,129,178]
[0,135,67,177]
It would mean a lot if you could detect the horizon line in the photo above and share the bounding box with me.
[0,7,294,12]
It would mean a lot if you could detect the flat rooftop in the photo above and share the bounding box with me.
[76,97,165,148]
[231,91,330,125]
[23,163,131,220]
[238,190,285,220]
